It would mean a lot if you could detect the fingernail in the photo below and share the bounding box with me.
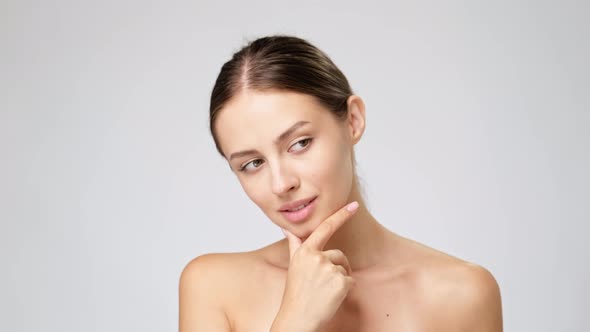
[346,201,359,212]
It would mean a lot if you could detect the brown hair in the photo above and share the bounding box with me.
[209,35,354,156]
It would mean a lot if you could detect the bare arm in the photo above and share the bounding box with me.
[179,254,232,332]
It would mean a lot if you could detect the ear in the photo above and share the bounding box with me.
[346,95,366,145]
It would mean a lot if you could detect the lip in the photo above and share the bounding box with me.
[279,196,318,224]
[278,196,317,212]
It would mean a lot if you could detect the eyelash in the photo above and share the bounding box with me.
[238,138,313,173]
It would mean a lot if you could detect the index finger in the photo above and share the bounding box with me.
[304,201,359,250]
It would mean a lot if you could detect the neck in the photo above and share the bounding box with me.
[322,183,390,271]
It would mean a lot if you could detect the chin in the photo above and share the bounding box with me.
[298,216,325,238]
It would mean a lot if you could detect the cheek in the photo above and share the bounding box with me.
[307,141,354,203]
[238,176,269,209]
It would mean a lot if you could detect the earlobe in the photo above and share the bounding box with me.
[346,95,366,144]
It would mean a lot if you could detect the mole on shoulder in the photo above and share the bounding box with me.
[386,313,390,317]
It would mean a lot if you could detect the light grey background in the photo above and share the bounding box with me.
[1,0,588,331]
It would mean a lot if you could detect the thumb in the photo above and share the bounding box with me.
[281,228,302,260]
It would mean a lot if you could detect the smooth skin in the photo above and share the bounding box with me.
[179,90,503,331]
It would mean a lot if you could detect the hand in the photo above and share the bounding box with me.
[273,201,359,332]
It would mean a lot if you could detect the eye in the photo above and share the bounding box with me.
[288,138,313,152]
[239,159,264,172]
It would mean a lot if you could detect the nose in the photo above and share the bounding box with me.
[270,161,299,196]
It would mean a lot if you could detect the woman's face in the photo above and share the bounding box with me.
[214,89,363,239]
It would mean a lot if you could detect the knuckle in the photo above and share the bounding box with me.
[335,275,348,288]
[332,249,345,257]
[334,265,347,275]
[311,253,323,264]
[322,222,334,236]
[326,221,334,234]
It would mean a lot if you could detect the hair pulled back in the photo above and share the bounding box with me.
[209,35,353,156]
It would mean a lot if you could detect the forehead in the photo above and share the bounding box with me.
[215,90,333,156]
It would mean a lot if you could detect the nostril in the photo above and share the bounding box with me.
[271,175,299,194]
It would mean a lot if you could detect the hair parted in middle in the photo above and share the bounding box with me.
[209,35,354,156]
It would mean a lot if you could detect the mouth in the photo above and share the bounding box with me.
[279,196,317,212]
[279,196,318,224]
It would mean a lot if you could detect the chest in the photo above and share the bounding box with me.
[229,272,431,332]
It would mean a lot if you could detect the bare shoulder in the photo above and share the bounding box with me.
[179,250,263,301]
[180,252,242,289]
[399,237,503,331]
[179,251,258,331]
[179,243,283,331]
[430,260,503,331]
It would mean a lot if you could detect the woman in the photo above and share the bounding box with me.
[180,35,502,331]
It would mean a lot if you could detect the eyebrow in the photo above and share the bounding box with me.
[228,120,310,161]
